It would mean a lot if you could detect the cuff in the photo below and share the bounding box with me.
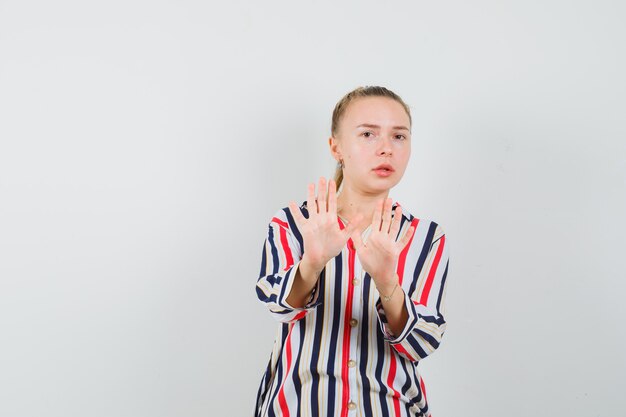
[375,290,419,344]
[278,260,323,311]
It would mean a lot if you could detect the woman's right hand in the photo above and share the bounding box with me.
[288,177,363,275]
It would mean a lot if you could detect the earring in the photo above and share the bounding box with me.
[338,159,344,169]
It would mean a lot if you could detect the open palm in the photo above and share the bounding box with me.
[350,197,415,289]
[288,177,363,272]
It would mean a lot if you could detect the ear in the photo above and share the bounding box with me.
[328,136,342,162]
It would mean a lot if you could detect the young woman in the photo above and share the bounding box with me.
[254,86,450,417]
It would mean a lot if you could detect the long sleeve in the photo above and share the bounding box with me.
[376,223,450,363]
[255,204,449,417]
[255,207,323,323]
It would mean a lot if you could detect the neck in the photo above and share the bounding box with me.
[336,180,390,230]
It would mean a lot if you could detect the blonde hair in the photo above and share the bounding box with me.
[331,86,412,190]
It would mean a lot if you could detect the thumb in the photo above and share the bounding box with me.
[345,214,364,248]
[343,212,364,238]
[350,228,364,251]
[399,225,415,248]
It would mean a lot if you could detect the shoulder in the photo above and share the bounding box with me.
[395,201,442,230]
[395,202,446,245]
[267,201,309,231]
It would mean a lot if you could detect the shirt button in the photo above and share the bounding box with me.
[349,319,358,327]
[352,278,359,285]
[348,401,356,410]
[348,360,356,368]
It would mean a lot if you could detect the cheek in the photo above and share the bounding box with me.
[346,148,369,162]
[401,146,411,160]
[397,150,411,170]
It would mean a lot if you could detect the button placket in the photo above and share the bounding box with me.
[347,259,363,413]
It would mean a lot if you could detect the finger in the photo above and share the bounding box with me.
[306,182,317,217]
[288,200,306,227]
[389,205,402,240]
[350,227,364,251]
[381,197,392,234]
[399,225,415,248]
[317,177,327,213]
[327,178,337,216]
[343,212,364,238]
[372,198,383,232]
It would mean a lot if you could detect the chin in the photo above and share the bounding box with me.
[369,178,401,192]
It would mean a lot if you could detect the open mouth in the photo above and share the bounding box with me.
[373,165,395,177]
[373,164,394,172]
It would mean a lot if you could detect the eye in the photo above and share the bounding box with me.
[395,134,407,140]
[362,131,375,139]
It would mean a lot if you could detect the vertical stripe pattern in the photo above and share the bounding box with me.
[255,200,451,417]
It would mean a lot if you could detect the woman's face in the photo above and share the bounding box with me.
[330,96,412,194]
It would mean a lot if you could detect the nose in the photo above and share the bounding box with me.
[378,135,393,156]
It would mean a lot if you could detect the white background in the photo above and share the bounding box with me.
[1,1,625,416]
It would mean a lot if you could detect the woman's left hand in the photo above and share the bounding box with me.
[350,198,415,294]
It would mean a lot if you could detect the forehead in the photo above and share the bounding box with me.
[342,96,410,129]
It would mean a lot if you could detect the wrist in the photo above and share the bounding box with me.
[374,272,398,293]
[299,255,325,282]
[374,273,400,296]
[379,281,400,303]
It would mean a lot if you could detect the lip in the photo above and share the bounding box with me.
[372,163,395,172]
[372,163,395,178]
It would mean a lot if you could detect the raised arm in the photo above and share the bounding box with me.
[255,177,362,322]
[376,223,450,363]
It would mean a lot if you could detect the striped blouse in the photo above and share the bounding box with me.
[254,199,450,417]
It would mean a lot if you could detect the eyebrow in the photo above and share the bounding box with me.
[355,123,410,131]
